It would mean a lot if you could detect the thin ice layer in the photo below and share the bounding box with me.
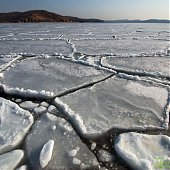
[101,56,170,78]
[0,40,71,55]
[72,39,169,55]
[25,113,99,170]
[0,149,24,170]
[0,97,34,154]
[1,57,110,98]
[55,76,169,138]
[115,132,170,170]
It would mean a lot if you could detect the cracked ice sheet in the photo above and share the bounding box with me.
[55,76,169,138]
[115,132,170,170]
[0,57,110,98]
[101,56,170,78]
[0,33,61,40]
[72,39,169,55]
[0,57,15,67]
[25,113,99,170]
[0,39,71,56]
[0,97,34,154]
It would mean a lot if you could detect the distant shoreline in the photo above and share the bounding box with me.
[104,19,170,24]
[0,10,169,23]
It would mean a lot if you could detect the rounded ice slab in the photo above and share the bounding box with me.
[0,149,24,170]
[55,76,169,138]
[115,132,170,170]
[0,97,34,154]
[101,56,170,79]
[0,57,110,98]
[25,113,99,170]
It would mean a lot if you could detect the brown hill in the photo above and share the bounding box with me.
[0,10,104,23]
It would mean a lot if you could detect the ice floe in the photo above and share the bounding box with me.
[34,105,47,114]
[98,150,114,163]
[39,140,54,168]
[101,56,170,79]
[0,149,24,170]
[0,39,72,56]
[19,101,39,110]
[0,57,110,98]
[47,105,57,113]
[54,76,169,138]
[25,113,99,169]
[15,99,22,103]
[0,97,34,154]
[40,101,49,107]
[115,132,170,170]
[72,39,169,56]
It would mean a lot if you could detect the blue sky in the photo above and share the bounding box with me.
[0,0,169,20]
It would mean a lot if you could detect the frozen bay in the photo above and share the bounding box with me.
[0,23,169,170]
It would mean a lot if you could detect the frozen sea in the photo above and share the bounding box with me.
[0,23,169,170]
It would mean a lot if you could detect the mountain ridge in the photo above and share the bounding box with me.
[0,10,169,23]
[0,10,103,23]
[104,19,170,23]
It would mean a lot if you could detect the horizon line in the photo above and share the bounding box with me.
[1,9,169,21]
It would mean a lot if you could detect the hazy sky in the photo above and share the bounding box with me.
[0,0,169,20]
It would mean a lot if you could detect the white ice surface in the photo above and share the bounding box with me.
[54,76,169,138]
[115,132,170,170]
[0,97,34,154]
[0,149,24,170]
[72,39,169,56]
[0,39,71,56]
[0,23,169,58]
[25,113,99,170]
[39,140,54,168]
[101,56,170,78]
[0,57,110,98]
